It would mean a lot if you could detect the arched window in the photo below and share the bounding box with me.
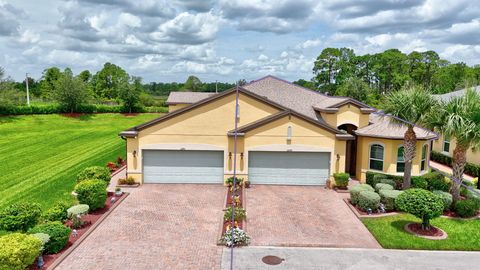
[397,146,405,173]
[421,144,428,171]
[443,136,450,152]
[369,144,384,171]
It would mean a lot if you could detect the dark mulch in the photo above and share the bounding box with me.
[407,223,444,237]
[30,192,125,270]
[222,186,245,234]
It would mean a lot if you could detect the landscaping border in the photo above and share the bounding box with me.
[111,165,126,177]
[343,198,399,218]
[403,223,448,240]
[216,185,247,246]
[46,192,129,270]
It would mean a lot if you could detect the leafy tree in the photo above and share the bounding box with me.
[425,88,480,202]
[293,79,316,90]
[39,67,62,99]
[396,189,444,229]
[53,68,90,113]
[93,62,129,99]
[372,49,409,93]
[383,85,438,189]
[335,77,372,103]
[236,79,247,86]
[78,70,92,83]
[183,75,203,91]
[313,47,355,94]
[119,76,142,113]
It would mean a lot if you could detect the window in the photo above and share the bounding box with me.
[397,146,405,173]
[287,126,292,140]
[369,144,384,171]
[421,144,428,171]
[443,136,450,152]
[236,104,240,119]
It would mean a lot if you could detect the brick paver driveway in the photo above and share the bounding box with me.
[246,185,380,248]
[55,184,225,270]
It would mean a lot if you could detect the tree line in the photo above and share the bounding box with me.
[294,48,480,107]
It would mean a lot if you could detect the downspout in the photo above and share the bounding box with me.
[121,136,127,178]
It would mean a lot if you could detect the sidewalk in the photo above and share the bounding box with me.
[222,246,480,270]
[429,161,475,181]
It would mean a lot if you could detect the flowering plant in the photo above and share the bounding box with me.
[220,227,250,247]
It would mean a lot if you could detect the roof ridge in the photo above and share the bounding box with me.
[244,75,331,98]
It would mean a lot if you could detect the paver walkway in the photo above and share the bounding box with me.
[55,184,225,270]
[430,161,475,181]
[246,185,380,248]
[222,246,480,270]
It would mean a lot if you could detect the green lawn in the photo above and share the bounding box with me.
[0,113,160,210]
[362,213,480,250]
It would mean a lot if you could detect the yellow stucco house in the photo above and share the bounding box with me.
[432,87,480,165]
[119,76,436,185]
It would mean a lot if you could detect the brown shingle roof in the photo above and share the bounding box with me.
[166,92,215,104]
[355,113,437,140]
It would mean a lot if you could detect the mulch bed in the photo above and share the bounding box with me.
[347,199,397,215]
[407,223,444,237]
[30,192,125,270]
[222,185,245,235]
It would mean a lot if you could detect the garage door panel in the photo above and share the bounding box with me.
[248,151,330,185]
[143,150,223,183]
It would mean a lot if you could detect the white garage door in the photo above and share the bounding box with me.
[248,151,330,185]
[143,150,224,183]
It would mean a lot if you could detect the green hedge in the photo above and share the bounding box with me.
[431,151,480,178]
[77,166,112,185]
[74,179,107,211]
[357,191,380,211]
[0,103,168,115]
[379,190,403,211]
[29,221,71,254]
[349,184,374,205]
[366,171,402,189]
[432,190,453,211]
[375,183,394,193]
[411,176,428,189]
[333,173,350,188]
[454,199,479,218]
[366,171,450,191]
[0,203,42,232]
[0,233,42,270]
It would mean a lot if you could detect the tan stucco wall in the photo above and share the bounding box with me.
[433,134,480,165]
[356,136,431,182]
[168,103,189,112]
[126,91,281,183]
[243,115,346,177]
[321,104,370,129]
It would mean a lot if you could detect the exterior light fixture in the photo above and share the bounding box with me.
[133,150,137,157]
[229,152,232,159]
[336,154,340,160]
[240,152,244,159]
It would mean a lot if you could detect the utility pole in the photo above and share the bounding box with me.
[25,73,30,106]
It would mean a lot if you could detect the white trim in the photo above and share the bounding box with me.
[247,144,332,152]
[368,142,385,171]
[127,170,142,174]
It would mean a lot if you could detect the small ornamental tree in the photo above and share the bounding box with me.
[395,188,444,229]
[74,179,107,211]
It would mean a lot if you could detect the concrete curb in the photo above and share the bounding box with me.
[48,192,130,270]
[403,223,448,240]
[111,165,126,177]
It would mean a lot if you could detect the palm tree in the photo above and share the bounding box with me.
[425,88,480,202]
[383,85,438,189]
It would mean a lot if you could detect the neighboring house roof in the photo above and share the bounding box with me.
[166,92,215,104]
[433,86,480,102]
[356,113,437,140]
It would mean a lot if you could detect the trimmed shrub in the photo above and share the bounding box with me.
[74,179,107,211]
[333,173,350,188]
[42,201,70,223]
[28,222,71,254]
[349,184,374,205]
[395,189,444,228]
[375,183,394,193]
[118,176,136,185]
[67,204,89,218]
[431,151,480,178]
[77,166,111,185]
[411,176,428,190]
[366,171,403,189]
[379,190,403,211]
[0,203,42,232]
[0,233,42,270]
[32,233,50,252]
[225,177,244,187]
[465,189,480,207]
[357,191,381,211]
[423,172,450,192]
[368,174,385,188]
[460,180,475,197]
[380,179,396,188]
[223,206,246,221]
[454,199,479,218]
[432,190,453,211]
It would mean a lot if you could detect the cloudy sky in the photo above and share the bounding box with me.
[1,0,479,83]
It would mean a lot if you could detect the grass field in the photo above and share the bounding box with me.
[0,113,160,210]
[362,213,480,250]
